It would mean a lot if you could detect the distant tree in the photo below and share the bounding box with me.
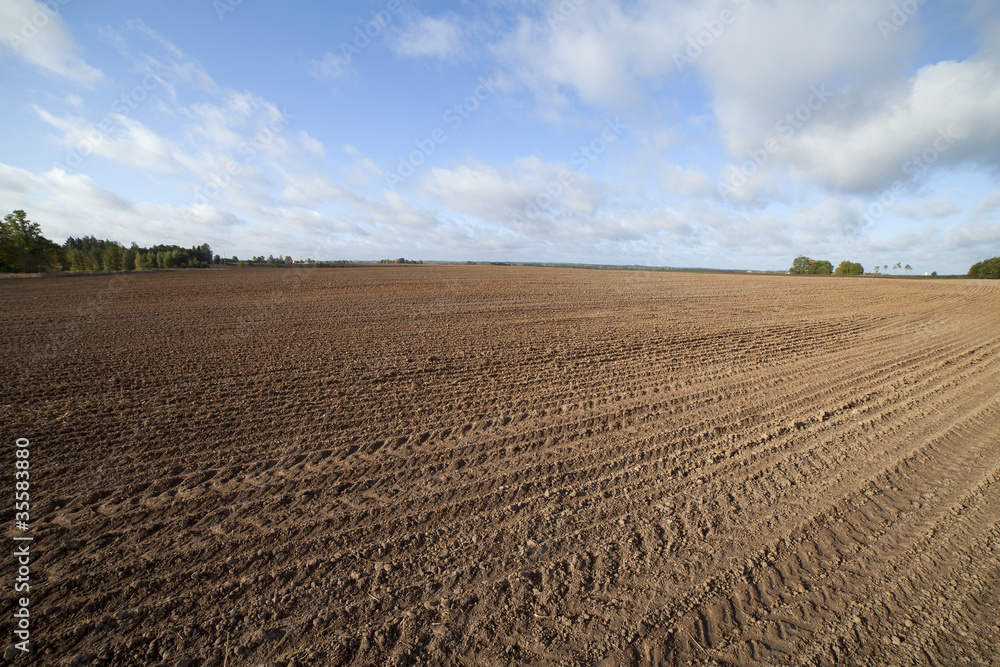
[806,259,833,275]
[789,256,812,274]
[883,265,888,272]
[188,243,212,265]
[904,264,912,275]
[103,244,124,272]
[835,260,864,276]
[284,255,293,264]
[121,247,136,272]
[68,248,88,272]
[931,271,937,277]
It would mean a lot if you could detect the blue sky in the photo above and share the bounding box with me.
[1,0,999,272]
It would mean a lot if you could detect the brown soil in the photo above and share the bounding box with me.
[1,266,998,666]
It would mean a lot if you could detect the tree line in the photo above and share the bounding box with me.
[64,236,212,271]
[789,256,840,274]
[967,257,1000,279]
[792,253,1000,278]
[791,256,921,276]
[1,210,213,273]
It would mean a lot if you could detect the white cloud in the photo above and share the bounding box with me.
[280,172,344,207]
[98,21,216,99]
[897,198,959,219]
[419,156,606,222]
[310,51,353,79]
[0,0,104,86]
[421,162,533,219]
[973,190,1000,214]
[33,106,179,173]
[660,163,709,197]
[0,162,234,250]
[779,59,1000,192]
[0,164,127,213]
[344,158,382,191]
[393,14,464,60]
[299,131,325,156]
[493,1,692,109]
[944,222,1000,251]
[380,190,437,227]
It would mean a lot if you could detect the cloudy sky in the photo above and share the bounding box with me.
[2,0,999,272]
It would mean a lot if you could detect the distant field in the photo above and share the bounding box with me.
[2,266,998,666]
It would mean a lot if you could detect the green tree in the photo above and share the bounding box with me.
[810,260,833,274]
[67,248,88,272]
[904,264,912,275]
[835,261,864,276]
[790,256,812,274]
[121,247,136,272]
[0,210,62,272]
[103,244,124,271]
[968,257,1000,279]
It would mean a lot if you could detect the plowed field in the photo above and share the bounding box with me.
[2,266,998,666]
